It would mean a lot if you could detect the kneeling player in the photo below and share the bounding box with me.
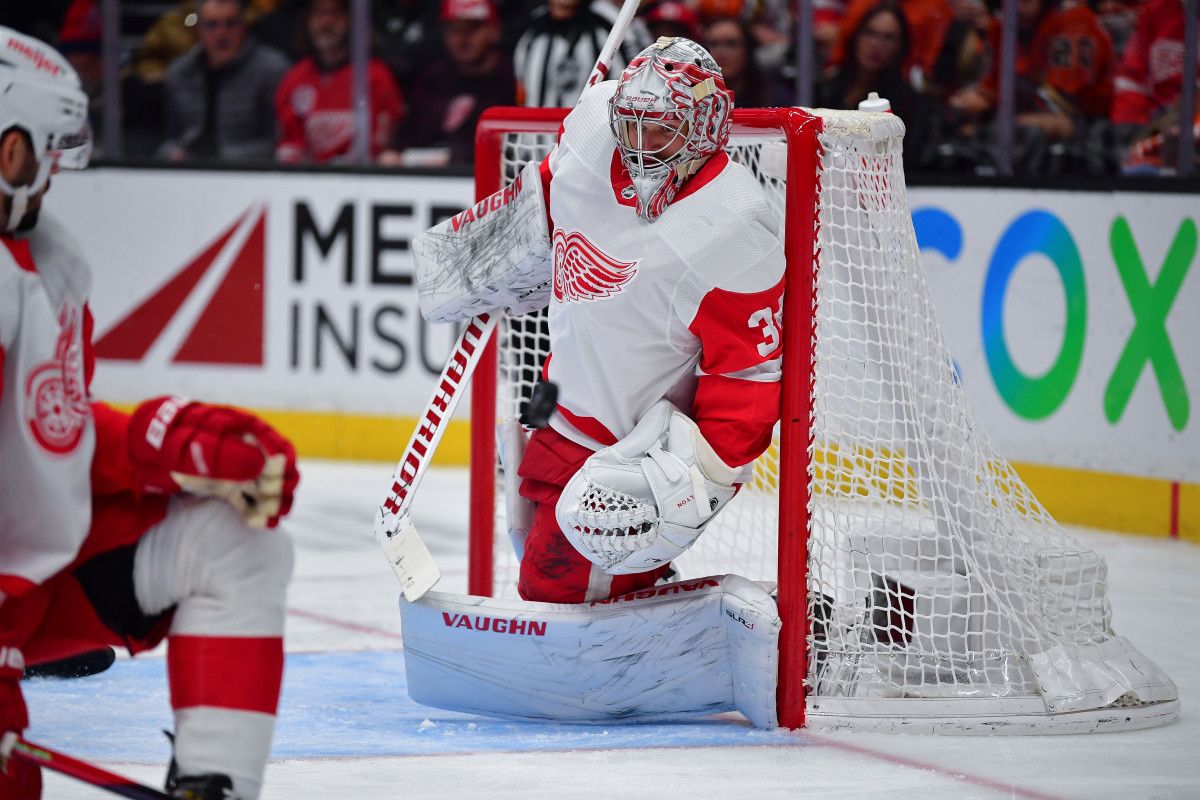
[0,29,297,800]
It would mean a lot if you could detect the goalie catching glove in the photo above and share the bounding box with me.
[128,396,299,529]
[413,159,552,323]
[556,400,740,574]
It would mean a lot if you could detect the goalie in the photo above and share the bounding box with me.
[416,36,785,603]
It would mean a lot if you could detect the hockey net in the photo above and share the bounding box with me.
[467,107,1178,732]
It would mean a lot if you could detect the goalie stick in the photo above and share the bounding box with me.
[374,0,644,600]
[10,738,169,799]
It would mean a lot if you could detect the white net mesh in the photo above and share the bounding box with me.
[478,109,1176,728]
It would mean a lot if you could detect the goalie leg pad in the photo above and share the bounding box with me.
[400,574,780,729]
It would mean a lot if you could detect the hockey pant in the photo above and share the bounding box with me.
[516,426,671,603]
[1,493,292,800]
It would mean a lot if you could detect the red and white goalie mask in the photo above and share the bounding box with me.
[609,37,733,221]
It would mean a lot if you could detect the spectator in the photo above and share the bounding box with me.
[275,0,405,162]
[1095,0,1138,54]
[951,0,1115,146]
[1112,0,1200,130]
[818,3,932,163]
[374,0,444,94]
[381,0,515,165]
[697,0,793,76]
[702,16,786,107]
[928,0,988,100]
[814,0,850,67]
[160,0,290,161]
[514,0,651,107]
[134,0,277,84]
[829,0,954,87]
[1025,1,1115,123]
[644,1,702,40]
[744,0,795,75]
[56,0,102,116]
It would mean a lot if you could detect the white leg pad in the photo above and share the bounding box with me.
[400,574,780,728]
[134,496,294,636]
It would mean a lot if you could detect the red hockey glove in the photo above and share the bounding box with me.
[128,396,299,529]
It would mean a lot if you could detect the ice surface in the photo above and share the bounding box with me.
[27,460,1200,799]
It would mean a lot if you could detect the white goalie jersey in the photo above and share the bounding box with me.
[541,81,786,470]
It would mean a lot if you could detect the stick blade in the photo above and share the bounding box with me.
[375,513,441,601]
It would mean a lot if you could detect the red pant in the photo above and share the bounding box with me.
[516,427,670,603]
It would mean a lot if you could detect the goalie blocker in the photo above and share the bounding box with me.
[400,574,781,728]
[412,159,552,323]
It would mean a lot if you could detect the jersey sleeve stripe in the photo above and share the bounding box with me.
[696,357,783,383]
[554,402,618,447]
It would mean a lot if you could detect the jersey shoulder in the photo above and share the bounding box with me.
[658,159,784,294]
[555,80,619,178]
[24,213,93,309]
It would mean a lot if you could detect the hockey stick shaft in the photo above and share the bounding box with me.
[585,0,642,88]
[375,0,643,600]
[12,738,169,799]
[375,313,495,599]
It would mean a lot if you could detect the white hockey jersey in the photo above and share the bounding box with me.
[0,215,96,598]
[542,81,785,470]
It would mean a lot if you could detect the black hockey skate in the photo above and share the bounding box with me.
[23,647,116,679]
[166,760,239,800]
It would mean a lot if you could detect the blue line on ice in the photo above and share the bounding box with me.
[26,651,795,763]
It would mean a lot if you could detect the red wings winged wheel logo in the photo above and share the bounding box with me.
[552,229,640,303]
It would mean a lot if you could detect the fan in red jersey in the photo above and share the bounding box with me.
[0,27,297,800]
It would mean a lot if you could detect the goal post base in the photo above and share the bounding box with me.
[805,697,1180,735]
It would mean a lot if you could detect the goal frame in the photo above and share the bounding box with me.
[468,106,822,730]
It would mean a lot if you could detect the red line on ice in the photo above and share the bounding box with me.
[286,607,404,643]
[268,736,1070,799]
[807,734,1069,800]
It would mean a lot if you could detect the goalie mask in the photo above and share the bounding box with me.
[0,27,92,232]
[609,37,733,221]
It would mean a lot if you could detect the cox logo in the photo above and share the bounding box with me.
[913,208,1194,431]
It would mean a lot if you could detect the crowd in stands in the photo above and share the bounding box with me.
[12,0,1200,175]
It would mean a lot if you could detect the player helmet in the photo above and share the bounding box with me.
[0,27,91,231]
[609,37,733,221]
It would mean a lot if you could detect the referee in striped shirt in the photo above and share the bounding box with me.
[514,0,652,107]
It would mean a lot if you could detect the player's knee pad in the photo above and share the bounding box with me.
[134,496,294,637]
